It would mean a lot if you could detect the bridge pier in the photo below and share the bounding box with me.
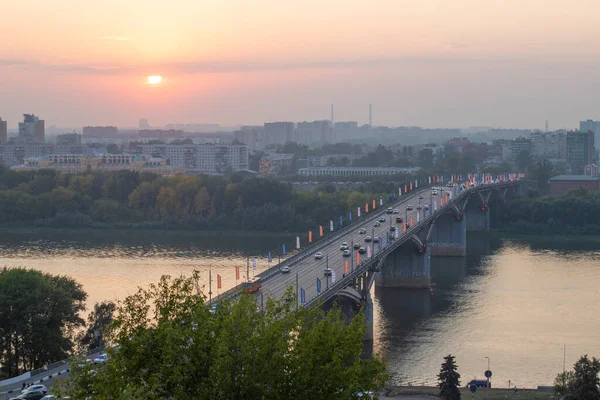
[364,290,374,341]
[465,207,490,231]
[375,243,430,289]
[428,211,466,257]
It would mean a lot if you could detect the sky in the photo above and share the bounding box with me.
[1,0,600,130]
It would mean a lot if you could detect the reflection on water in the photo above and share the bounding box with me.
[1,230,599,388]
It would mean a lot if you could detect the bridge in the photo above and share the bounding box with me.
[214,178,530,339]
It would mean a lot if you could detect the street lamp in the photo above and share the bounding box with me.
[485,356,491,388]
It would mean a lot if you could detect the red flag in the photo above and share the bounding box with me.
[235,266,240,280]
[308,230,313,243]
[410,182,413,190]
[440,198,443,207]
[319,225,324,237]
[356,252,361,264]
[410,216,414,226]
[403,222,407,232]
[344,260,349,275]
[372,199,376,209]
[365,203,369,213]
[217,274,222,289]
[404,184,408,193]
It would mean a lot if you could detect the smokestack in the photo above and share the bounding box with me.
[331,104,334,124]
[369,104,372,127]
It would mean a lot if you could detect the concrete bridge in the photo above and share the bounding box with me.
[213,178,530,339]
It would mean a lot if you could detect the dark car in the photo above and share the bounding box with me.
[396,217,403,223]
[13,391,46,400]
[353,243,361,249]
[467,379,490,389]
[358,247,366,254]
[389,226,395,232]
[378,217,385,223]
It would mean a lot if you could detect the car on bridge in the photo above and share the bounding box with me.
[373,237,379,242]
[364,236,372,242]
[386,208,393,214]
[396,217,403,223]
[93,354,108,364]
[419,195,424,200]
[353,243,361,249]
[378,217,386,222]
[20,385,47,396]
[280,266,290,273]
[406,205,413,211]
[373,222,380,227]
[343,250,351,257]
[393,209,399,214]
[340,242,349,250]
[432,190,438,195]
[389,226,395,232]
[358,228,366,234]
[358,247,366,254]
[324,268,332,276]
[314,252,324,260]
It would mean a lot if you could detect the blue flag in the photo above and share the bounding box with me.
[316,278,321,293]
[300,288,306,304]
[378,239,382,251]
[340,216,343,227]
[268,251,272,263]
[349,211,352,222]
[386,231,390,244]
[282,244,286,256]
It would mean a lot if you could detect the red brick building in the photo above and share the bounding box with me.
[549,175,600,196]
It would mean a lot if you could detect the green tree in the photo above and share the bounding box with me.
[515,150,532,171]
[57,273,386,399]
[528,159,555,194]
[419,148,434,169]
[77,301,116,351]
[438,354,461,400]
[553,371,575,398]
[562,355,600,400]
[0,268,87,377]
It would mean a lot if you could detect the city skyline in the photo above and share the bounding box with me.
[2,0,600,129]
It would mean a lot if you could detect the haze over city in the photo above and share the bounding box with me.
[2,0,600,129]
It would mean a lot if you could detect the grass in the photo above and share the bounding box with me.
[386,386,555,399]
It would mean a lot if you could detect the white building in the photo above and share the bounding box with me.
[530,130,567,160]
[139,144,249,174]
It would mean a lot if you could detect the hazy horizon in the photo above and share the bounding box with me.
[2,0,599,130]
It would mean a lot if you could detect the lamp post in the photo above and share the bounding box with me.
[485,356,491,388]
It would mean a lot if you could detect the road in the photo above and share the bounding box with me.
[256,186,450,306]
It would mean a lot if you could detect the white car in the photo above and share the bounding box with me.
[358,228,366,234]
[93,354,108,364]
[392,209,399,214]
[280,266,290,273]
[342,250,351,257]
[324,268,332,276]
[339,242,349,250]
[314,252,324,260]
[22,385,47,395]
[406,205,413,211]
[432,190,438,195]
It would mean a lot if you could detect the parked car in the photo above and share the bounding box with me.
[280,266,290,273]
[324,268,332,276]
[93,354,107,364]
[364,236,372,242]
[314,252,323,260]
[358,228,366,234]
[339,242,349,250]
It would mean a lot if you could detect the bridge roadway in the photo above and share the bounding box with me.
[215,185,444,306]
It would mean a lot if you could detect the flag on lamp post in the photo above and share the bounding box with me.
[399,187,402,196]
[235,265,240,280]
[410,182,413,190]
[344,259,349,275]
[378,239,382,251]
[282,244,286,256]
[308,230,313,243]
[395,226,399,238]
[386,231,390,244]
[429,176,432,184]
[300,288,306,305]
[357,207,361,217]
[415,179,418,188]
[340,216,343,227]
[356,252,361,264]
[349,211,352,221]
[296,236,300,249]
[217,274,222,289]
[410,216,414,227]
[380,196,383,206]
[329,220,334,232]
[253,257,257,271]
[316,278,321,293]
[268,251,272,263]
[365,203,369,213]
[331,269,336,284]
[319,225,324,237]
[367,245,371,258]
[372,199,376,209]
[405,184,408,193]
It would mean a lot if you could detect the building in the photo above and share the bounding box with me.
[83,126,119,138]
[295,120,333,145]
[139,118,150,130]
[566,130,594,174]
[0,143,91,167]
[508,137,531,161]
[263,122,295,146]
[530,131,567,160]
[18,114,45,143]
[580,120,600,148]
[139,143,249,174]
[298,166,421,177]
[12,153,183,176]
[234,126,263,151]
[56,133,82,145]
[0,118,7,144]
[549,175,600,196]
[139,129,185,140]
[584,164,600,177]
[259,154,294,175]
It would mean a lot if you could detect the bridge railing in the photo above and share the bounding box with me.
[213,185,435,304]
[303,180,523,307]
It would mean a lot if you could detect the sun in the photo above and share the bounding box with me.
[147,75,162,85]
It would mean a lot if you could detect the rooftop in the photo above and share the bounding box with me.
[549,175,600,181]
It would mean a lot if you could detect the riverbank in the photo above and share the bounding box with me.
[385,386,554,399]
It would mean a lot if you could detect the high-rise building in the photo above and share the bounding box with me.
[580,120,600,148]
[263,122,295,146]
[530,130,567,160]
[139,118,150,130]
[567,130,595,174]
[18,114,45,143]
[296,120,333,145]
[234,126,263,151]
[0,118,7,144]
[508,137,531,161]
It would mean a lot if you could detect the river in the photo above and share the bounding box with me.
[1,229,599,389]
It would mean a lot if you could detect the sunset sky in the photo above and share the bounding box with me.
[2,0,599,129]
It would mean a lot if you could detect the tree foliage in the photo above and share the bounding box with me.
[554,355,600,400]
[77,301,116,351]
[438,354,461,400]
[57,273,387,399]
[0,267,87,377]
